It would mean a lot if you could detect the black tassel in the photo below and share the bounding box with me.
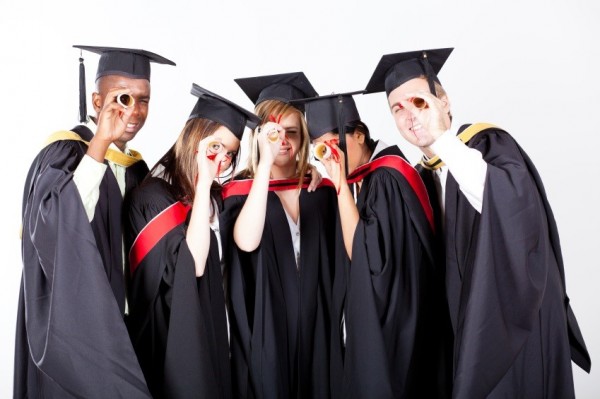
[336,95,351,193]
[421,51,437,95]
[78,55,87,123]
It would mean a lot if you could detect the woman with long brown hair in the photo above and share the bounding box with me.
[125,84,259,399]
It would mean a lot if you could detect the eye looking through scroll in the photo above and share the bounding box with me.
[116,93,135,108]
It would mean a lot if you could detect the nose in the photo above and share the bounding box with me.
[131,98,141,117]
[280,129,288,144]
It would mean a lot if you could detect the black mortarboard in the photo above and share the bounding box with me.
[188,84,260,140]
[234,72,318,111]
[365,48,453,96]
[293,90,365,179]
[294,91,365,140]
[73,45,175,122]
[73,45,176,81]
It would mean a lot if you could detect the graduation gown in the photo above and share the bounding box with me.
[125,177,232,399]
[330,145,445,399]
[15,125,151,398]
[419,125,591,398]
[222,179,337,399]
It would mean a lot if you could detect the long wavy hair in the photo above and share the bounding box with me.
[151,117,240,205]
[241,100,310,183]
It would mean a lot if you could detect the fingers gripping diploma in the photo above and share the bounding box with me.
[85,87,136,162]
[257,121,284,167]
[317,141,345,194]
[196,135,229,186]
[96,88,136,144]
[401,90,450,146]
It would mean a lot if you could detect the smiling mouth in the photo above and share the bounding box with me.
[410,122,422,132]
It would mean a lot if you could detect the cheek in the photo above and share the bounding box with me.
[220,158,233,170]
[286,135,301,148]
[393,112,409,129]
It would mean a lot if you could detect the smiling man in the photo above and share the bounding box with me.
[15,46,174,398]
[365,48,591,398]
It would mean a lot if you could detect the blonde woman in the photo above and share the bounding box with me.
[223,73,336,399]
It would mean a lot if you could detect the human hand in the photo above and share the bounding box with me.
[196,135,229,187]
[94,87,135,145]
[400,90,450,146]
[256,121,283,169]
[318,141,346,193]
[306,164,322,192]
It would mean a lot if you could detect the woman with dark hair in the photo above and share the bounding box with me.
[124,84,259,399]
[223,72,337,398]
[303,92,446,399]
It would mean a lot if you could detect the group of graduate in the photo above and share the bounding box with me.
[15,44,591,399]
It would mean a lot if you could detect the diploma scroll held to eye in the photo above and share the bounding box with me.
[206,141,223,160]
[117,93,135,108]
[313,142,332,161]
[410,96,427,109]
[267,128,280,143]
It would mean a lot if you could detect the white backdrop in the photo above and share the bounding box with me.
[1,0,598,396]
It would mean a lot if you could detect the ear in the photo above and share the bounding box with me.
[91,92,102,114]
[354,130,365,144]
[439,94,451,115]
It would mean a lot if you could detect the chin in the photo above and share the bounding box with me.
[124,130,141,142]
[274,157,294,168]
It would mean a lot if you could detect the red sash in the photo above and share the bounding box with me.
[347,155,434,231]
[221,177,336,199]
[129,201,191,276]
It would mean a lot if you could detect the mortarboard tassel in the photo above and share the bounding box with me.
[78,53,87,123]
[336,95,352,195]
[420,51,437,96]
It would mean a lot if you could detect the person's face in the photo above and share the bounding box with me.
[212,125,240,172]
[387,77,449,147]
[274,111,303,167]
[313,130,366,174]
[93,75,151,145]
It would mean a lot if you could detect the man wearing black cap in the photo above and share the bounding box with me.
[365,48,591,398]
[15,46,174,398]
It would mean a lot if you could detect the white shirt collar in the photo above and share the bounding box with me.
[370,140,389,161]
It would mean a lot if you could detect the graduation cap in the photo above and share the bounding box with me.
[293,90,365,179]
[293,91,365,140]
[364,48,453,96]
[73,45,176,122]
[188,83,260,140]
[234,72,318,111]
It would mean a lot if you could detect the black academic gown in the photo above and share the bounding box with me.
[125,177,232,399]
[330,145,445,399]
[15,125,151,398]
[223,180,337,399]
[418,125,591,398]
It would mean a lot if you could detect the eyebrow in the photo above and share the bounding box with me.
[390,102,402,110]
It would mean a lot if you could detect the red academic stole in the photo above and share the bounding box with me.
[346,155,434,231]
[129,201,191,276]
[221,157,433,231]
[221,176,336,199]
